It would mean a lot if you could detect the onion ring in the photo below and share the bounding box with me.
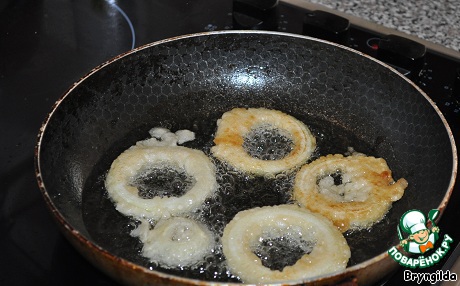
[105,145,217,220]
[222,204,350,283]
[133,217,215,269]
[211,108,316,176]
[293,154,408,232]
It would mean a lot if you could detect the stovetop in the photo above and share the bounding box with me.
[1,1,459,285]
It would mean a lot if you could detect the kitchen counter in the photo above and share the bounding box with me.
[303,0,460,53]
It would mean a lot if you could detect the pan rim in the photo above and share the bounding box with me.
[34,30,458,285]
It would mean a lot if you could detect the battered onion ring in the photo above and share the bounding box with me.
[105,145,217,220]
[211,108,316,176]
[133,217,215,269]
[294,154,408,232]
[222,204,350,284]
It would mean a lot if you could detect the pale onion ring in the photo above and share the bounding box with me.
[293,154,408,232]
[105,145,217,220]
[211,108,316,176]
[132,217,215,269]
[222,204,350,284]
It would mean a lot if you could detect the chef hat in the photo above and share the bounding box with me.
[400,209,427,235]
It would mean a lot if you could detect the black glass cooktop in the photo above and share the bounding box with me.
[1,1,459,285]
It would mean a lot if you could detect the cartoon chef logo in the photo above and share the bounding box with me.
[398,209,440,254]
[389,209,453,268]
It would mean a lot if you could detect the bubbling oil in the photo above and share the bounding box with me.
[242,124,294,160]
[132,165,195,199]
[253,235,316,271]
[82,114,382,282]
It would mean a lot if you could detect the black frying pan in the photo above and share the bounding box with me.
[35,31,457,285]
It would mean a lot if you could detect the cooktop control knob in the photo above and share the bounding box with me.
[453,67,460,105]
[232,0,279,30]
[377,35,426,76]
[302,10,350,45]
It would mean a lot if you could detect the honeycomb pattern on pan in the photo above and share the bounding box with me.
[39,32,453,265]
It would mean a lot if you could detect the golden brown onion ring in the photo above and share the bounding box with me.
[211,108,316,176]
[132,217,215,269]
[222,204,350,284]
[294,154,408,232]
[105,145,217,220]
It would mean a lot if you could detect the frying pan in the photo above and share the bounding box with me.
[35,31,457,285]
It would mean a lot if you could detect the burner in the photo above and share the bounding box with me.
[109,2,136,49]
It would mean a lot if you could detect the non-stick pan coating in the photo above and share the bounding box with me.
[36,31,455,285]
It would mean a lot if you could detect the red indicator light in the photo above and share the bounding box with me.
[366,38,381,51]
